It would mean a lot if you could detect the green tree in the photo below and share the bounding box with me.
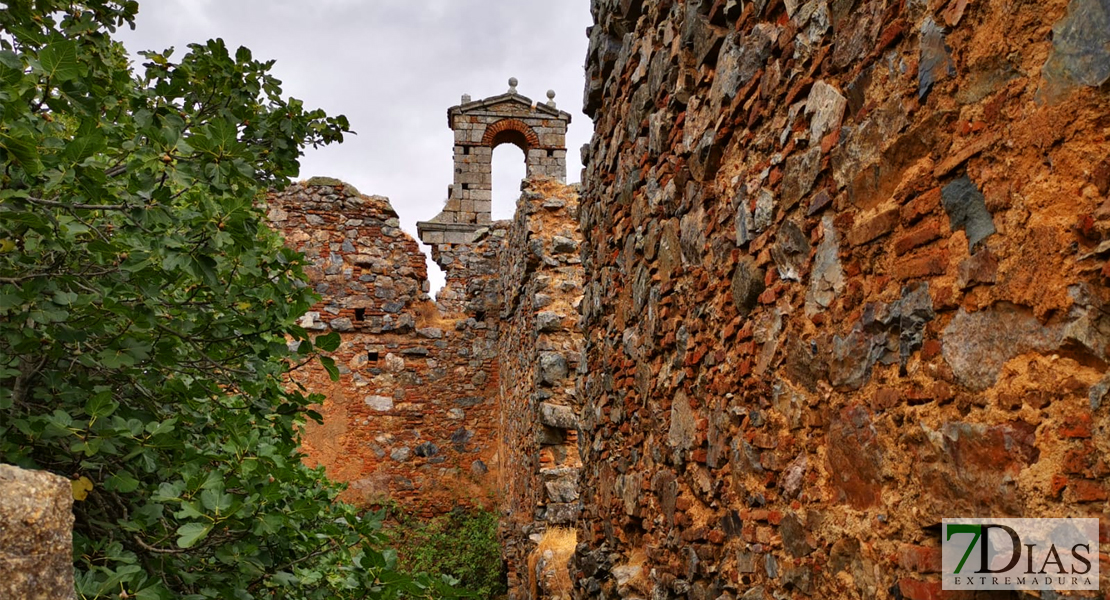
[389,507,508,600]
[0,2,461,598]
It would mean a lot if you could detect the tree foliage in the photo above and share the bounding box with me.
[0,2,461,598]
[389,507,508,600]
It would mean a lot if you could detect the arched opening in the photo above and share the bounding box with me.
[491,128,529,152]
[491,142,526,221]
[482,119,538,222]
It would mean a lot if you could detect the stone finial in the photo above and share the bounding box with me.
[461,93,471,103]
[508,77,519,93]
[546,89,557,107]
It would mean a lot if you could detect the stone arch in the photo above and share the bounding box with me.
[417,82,571,240]
[481,118,541,151]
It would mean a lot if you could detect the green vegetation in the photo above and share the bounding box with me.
[389,507,508,599]
[0,2,461,598]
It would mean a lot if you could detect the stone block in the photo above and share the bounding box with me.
[0,465,75,600]
[538,352,569,385]
[544,502,581,524]
[545,477,580,503]
[539,402,578,429]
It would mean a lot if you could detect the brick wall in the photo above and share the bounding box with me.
[270,179,502,513]
[572,0,1110,598]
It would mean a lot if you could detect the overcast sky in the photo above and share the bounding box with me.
[117,1,595,293]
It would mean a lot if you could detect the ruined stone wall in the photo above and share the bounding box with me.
[496,179,586,599]
[425,230,507,318]
[271,174,591,596]
[573,0,1110,598]
[270,180,501,513]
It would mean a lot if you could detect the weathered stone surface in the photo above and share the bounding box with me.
[413,441,439,457]
[273,179,508,512]
[942,305,1061,391]
[284,0,1110,597]
[668,390,697,456]
[736,187,756,245]
[731,256,765,316]
[0,465,75,600]
[553,235,579,253]
[712,26,776,104]
[540,402,578,429]
[536,311,563,332]
[826,327,884,390]
[771,220,811,281]
[689,129,723,182]
[805,81,847,142]
[912,421,1039,518]
[957,248,998,288]
[545,502,581,524]
[941,175,995,249]
[753,188,775,231]
[365,395,394,411]
[805,216,844,314]
[780,513,814,557]
[781,147,821,209]
[390,447,411,462]
[1039,0,1110,102]
[830,100,909,189]
[918,18,955,99]
[545,477,580,502]
[826,406,883,509]
[330,317,353,332]
[539,351,569,385]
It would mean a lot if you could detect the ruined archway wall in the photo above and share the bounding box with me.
[432,107,569,229]
[575,0,1110,597]
[269,180,502,513]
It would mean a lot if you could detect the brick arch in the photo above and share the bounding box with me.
[481,118,540,151]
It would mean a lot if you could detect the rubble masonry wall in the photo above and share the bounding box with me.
[572,0,1110,598]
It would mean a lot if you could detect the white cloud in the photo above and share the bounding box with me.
[118,1,594,295]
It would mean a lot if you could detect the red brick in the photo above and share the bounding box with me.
[898,578,941,600]
[898,545,942,573]
[921,339,942,360]
[1071,478,1108,502]
[894,217,944,255]
[872,387,900,410]
[1050,474,1068,498]
[893,247,950,280]
[848,207,900,246]
[1063,448,1090,474]
[1060,412,1093,438]
[901,187,941,225]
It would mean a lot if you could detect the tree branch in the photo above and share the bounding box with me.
[24,196,130,211]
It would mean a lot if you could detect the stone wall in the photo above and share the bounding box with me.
[0,464,75,600]
[573,0,1110,598]
[270,179,502,513]
[497,179,587,598]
